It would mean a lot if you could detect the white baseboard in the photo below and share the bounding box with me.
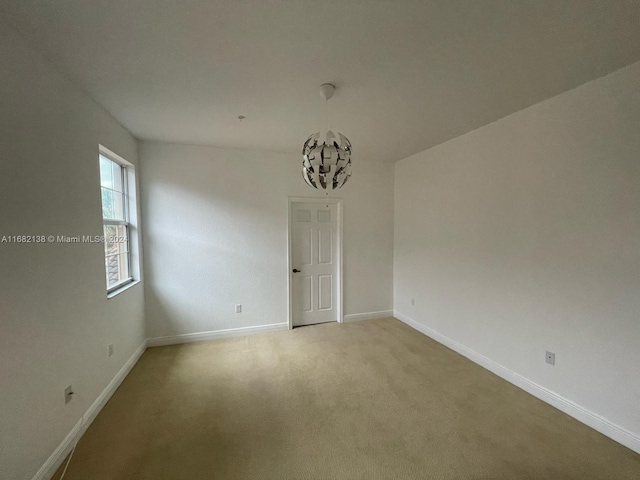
[33,340,148,480]
[393,310,640,455]
[31,417,83,480]
[343,310,393,323]
[147,322,289,347]
[82,340,148,429]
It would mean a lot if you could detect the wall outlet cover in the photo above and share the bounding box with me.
[64,385,74,404]
[545,351,556,366]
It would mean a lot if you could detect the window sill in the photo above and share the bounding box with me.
[107,279,141,299]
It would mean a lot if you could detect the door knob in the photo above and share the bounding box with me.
[292,269,301,273]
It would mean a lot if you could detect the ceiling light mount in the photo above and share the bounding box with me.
[301,83,352,193]
[319,83,335,101]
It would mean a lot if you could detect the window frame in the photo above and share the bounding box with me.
[99,145,139,295]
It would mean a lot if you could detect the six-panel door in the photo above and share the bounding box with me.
[291,202,338,326]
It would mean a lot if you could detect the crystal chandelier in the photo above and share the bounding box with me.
[302,84,352,192]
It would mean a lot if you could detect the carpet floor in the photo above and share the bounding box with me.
[54,317,640,479]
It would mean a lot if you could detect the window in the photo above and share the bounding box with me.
[99,146,138,293]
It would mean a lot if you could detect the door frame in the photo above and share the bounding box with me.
[287,197,344,330]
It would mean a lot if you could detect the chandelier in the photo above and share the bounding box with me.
[302,84,352,192]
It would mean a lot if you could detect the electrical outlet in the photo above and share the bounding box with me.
[108,344,114,357]
[545,351,556,366]
[64,385,74,404]
[235,304,242,313]
[411,298,415,306]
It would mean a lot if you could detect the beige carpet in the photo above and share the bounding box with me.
[54,318,640,479]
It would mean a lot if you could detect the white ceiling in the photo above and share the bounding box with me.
[3,1,640,163]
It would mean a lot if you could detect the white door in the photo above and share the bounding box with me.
[291,202,339,327]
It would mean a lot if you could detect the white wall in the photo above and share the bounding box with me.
[140,142,394,339]
[0,24,145,479]
[394,61,640,447]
